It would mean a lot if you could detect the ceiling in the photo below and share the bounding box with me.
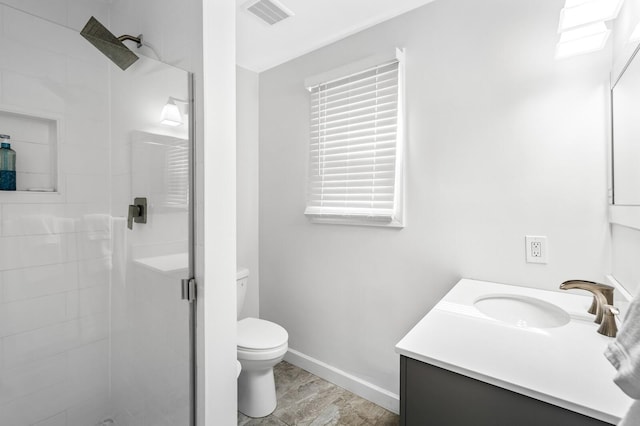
[236,0,436,72]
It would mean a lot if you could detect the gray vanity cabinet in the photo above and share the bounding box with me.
[400,356,612,426]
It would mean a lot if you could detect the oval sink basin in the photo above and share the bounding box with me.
[474,294,570,328]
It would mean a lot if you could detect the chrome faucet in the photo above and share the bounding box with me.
[559,280,619,337]
[559,280,614,324]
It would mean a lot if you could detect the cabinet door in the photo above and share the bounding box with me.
[400,356,611,426]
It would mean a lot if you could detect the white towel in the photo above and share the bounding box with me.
[605,295,640,425]
[619,401,640,426]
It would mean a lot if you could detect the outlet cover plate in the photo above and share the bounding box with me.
[525,236,548,264]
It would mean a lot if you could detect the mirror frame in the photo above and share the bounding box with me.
[609,41,640,230]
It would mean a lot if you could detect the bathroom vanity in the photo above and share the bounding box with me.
[395,279,632,426]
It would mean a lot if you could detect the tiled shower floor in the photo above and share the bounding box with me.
[237,361,399,425]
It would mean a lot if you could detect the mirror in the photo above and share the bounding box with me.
[612,44,640,205]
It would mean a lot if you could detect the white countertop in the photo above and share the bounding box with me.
[395,279,633,424]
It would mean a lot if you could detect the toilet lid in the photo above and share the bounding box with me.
[237,317,288,350]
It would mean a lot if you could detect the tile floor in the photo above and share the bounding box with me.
[237,361,400,426]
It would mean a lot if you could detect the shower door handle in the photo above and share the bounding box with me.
[127,197,147,230]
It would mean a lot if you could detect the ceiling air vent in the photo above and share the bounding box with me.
[244,0,294,25]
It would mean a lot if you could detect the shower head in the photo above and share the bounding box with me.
[80,16,141,70]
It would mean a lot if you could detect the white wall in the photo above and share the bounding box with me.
[109,0,200,73]
[200,1,238,425]
[237,66,260,319]
[259,0,612,402]
[612,0,640,78]
[0,4,112,424]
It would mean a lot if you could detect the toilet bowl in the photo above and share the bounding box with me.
[237,317,288,417]
[236,269,289,418]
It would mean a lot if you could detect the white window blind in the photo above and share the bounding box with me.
[305,52,404,225]
[165,141,189,208]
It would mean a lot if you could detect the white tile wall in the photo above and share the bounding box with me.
[0,383,75,425]
[1,204,113,236]
[68,339,109,397]
[66,284,109,319]
[0,0,68,29]
[33,412,67,426]
[2,313,109,369]
[0,293,67,337]
[3,262,78,302]
[16,142,52,174]
[66,0,110,34]
[0,0,110,35]
[66,389,111,426]
[0,4,112,425]
[0,36,67,83]
[0,353,67,405]
[2,71,66,114]
[78,256,111,288]
[0,234,72,270]
[65,117,109,149]
[110,264,190,426]
[0,111,55,145]
[2,208,65,236]
[60,143,109,176]
[65,174,110,207]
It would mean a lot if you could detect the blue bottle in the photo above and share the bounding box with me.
[0,134,16,191]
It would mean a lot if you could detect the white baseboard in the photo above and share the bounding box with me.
[284,348,400,414]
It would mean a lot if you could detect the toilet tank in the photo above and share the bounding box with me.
[236,267,249,317]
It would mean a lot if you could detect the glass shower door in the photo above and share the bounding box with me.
[109,56,194,426]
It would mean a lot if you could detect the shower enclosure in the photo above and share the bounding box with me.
[0,4,195,425]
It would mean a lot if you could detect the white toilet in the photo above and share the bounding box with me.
[236,268,288,418]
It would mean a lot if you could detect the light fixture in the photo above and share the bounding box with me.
[558,0,624,32]
[556,22,610,58]
[630,21,640,42]
[160,97,183,127]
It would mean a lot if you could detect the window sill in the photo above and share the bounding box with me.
[305,214,404,228]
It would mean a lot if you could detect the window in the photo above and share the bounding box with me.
[304,49,405,227]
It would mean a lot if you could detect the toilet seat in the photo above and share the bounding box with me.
[238,317,288,350]
[237,342,288,361]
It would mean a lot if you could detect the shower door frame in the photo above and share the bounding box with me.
[187,72,198,426]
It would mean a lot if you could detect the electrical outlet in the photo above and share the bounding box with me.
[531,242,542,257]
[525,236,548,264]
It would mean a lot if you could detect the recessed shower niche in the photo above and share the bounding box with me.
[0,108,59,193]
